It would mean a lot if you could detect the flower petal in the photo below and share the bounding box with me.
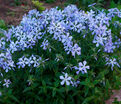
[83,61,87,65]
[67,77,71,80]
[60,76,64,80]
[61,80,65,85]
[66,81,70,85]
[65,73,68,78]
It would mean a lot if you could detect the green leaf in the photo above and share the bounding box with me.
[23,87,32,93]
[10,95,19,103]
[52,88,57,97]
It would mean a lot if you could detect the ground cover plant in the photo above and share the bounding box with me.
[0,5,121,104]
[40,0,56,3]
[65,0,121,10]
[32,0,45,11]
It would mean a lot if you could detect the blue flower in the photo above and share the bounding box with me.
[60,73,72,86]
[106,58,120,70]
[74,61,90,74]
[3,79,11,88]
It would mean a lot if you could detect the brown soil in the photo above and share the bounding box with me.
[0,0,65,26]
[105,89,121,104]
[0,0,33,26]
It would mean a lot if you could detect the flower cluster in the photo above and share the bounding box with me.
[60,73,80,87]
[0,51,14,72]
[40,39,51,52]
[0,37,5,49]
[0,5,120,89]
[106,57,120,70]
[74,61,90,74]
[17,55,43,68]
[5,5,120,57]
[3,79,11,88]
[108,8,121,18]
[114,37,121,48]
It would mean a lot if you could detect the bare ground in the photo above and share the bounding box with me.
[105,89,121,104]
[0,0,65,25]
[0,0,33,25]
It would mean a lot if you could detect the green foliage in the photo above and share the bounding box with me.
[113,98,121,104]
[14,0,22,6]
[45,0,56,3]
[32,0,46,11]
[110,0,121,9]
[65,0,121,10]
[40,0,56,3]
[65,0,104,10]
[0,20,7,30]
[0,19,7,37]
[10,0,27,6]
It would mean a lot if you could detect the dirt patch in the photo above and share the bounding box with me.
[0,0,65,26]
[105,89,121,104]
[0,0,33,26]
